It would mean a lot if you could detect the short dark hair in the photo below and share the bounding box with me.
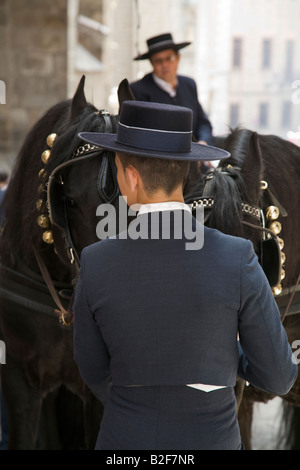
[118,152,190,196]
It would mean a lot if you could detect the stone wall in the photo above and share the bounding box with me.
[0,0,68,170]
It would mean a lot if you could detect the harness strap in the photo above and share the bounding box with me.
[263,186,288,217]
[189,197,261,221]
[33,247,74,326]
[0,286,57,317]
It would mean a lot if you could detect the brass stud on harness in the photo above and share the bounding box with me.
[46,133,57,148]
[277,237,284,250]
[266,205,280,221]
[37,214,50,228]
[272,285,282,296]
[37,183,44,194]
[41,149,51,164]
[36,198,44,211]
[38,132,58,245]
[38,168,47,180]
[268,220,282,235]
[262,196,286,297]
[264,202,286,298]
[42,230,54,244]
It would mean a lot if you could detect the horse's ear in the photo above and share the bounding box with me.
[117,78,135,114]
[241,132,264,204]
[70,75,88,123]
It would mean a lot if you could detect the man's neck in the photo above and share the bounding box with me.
[152,73,177,95]
[138,188,184,205]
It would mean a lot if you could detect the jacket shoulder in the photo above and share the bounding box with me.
[204,225,251,250]
[178,75,196,88]
[130,74,153,91]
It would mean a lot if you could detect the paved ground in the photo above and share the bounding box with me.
[251,397,285,450]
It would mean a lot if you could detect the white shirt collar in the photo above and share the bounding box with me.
[152,73,177,98]
[137,201,191,216]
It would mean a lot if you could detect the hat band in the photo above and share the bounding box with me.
[148,39,175,51]
[116,122,192,153]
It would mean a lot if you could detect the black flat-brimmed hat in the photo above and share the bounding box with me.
[79,101,230,162]
[134,33,191,61]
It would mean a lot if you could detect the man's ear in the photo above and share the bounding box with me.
[125,165,140,193]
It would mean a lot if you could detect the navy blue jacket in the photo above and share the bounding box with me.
[130,74,213,143]
[73,211,297,403]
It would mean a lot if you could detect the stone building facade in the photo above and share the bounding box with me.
[0,0,68,170]
[1,0,300,171]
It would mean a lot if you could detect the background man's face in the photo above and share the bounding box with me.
[150,49,180,85]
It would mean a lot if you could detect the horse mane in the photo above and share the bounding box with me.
[0,100,71,263]
[202,127,255,236]
[0,99,118,266]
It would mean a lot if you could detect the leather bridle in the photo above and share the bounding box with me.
[34,110,115,325]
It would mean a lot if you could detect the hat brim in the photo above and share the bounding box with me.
[134,42,191,61]
[78,132,230,162]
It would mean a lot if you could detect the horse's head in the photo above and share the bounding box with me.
[43,76,135,267]
[193,128,282,291]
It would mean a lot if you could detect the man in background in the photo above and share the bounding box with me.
[130,33,213,145]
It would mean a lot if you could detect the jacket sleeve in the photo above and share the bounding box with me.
[130,80,150,101]
[73,248,111,405]
[237,241,297,395]
[189,79,213,144]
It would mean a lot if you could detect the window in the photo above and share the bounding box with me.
[229,104,240,128]
[285,40,294,82]
[262,39,272,69]
[282,101,292,129]
[259,103,269,128]
[232,38,243,68]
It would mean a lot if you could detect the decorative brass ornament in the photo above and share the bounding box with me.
[37,214,50,228]
[266,205,280,221]
[36,199,44,211]
[42,230,54,244]
[281,269,285,281]
[37,183,44,194]
[38,168,47,180]
[46,133,57,148]
[260,180,268,190]
[41,149,51,164]
[269,221,282,235]
[277,237,284,250]
[272,284,282,296]
[281,251,286,264]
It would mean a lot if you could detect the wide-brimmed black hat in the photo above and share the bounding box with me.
[134,33,191,61]
[79,101,230,162]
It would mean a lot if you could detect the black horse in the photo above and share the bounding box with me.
[1,77,299,450]
[187,129,300,449]
[0,75,134,449]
